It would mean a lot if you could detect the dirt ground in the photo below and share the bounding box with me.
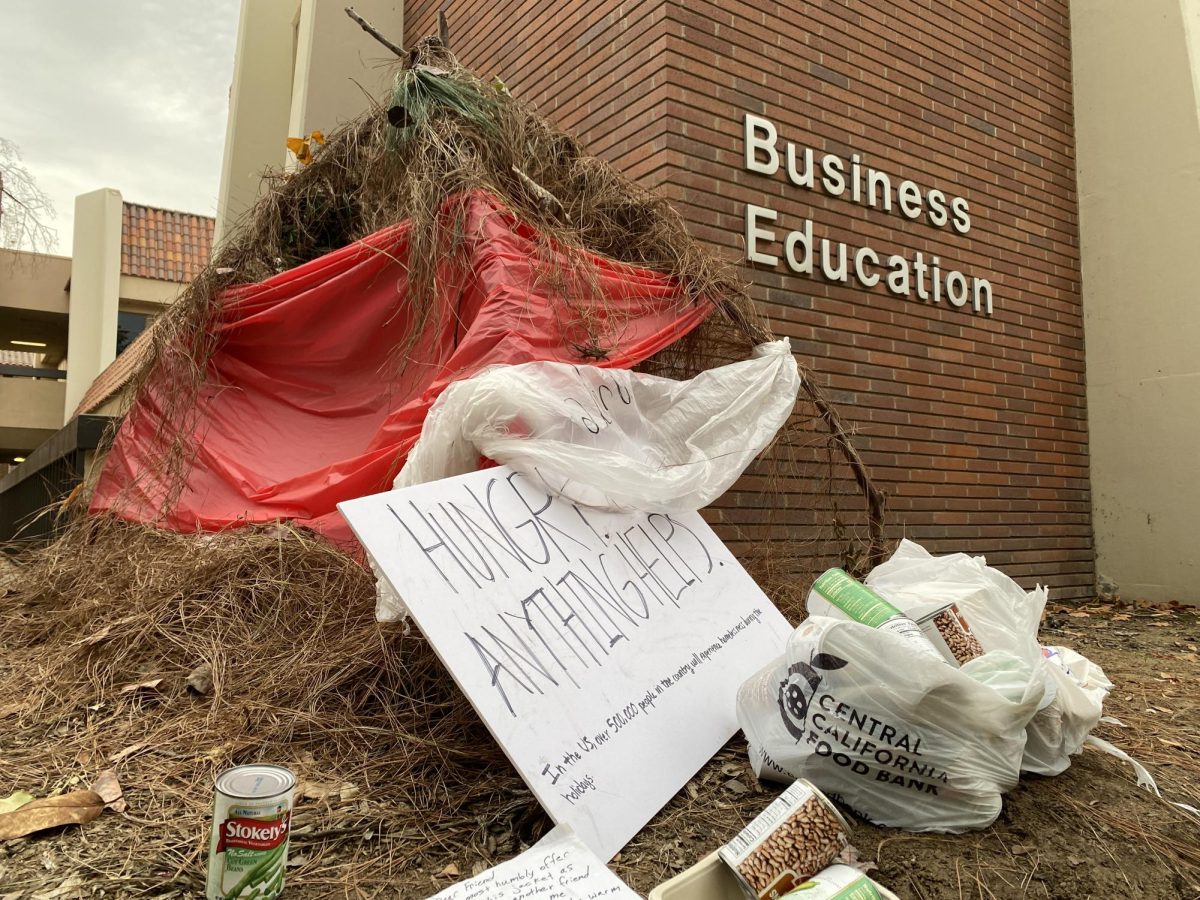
[1,599,1197,899]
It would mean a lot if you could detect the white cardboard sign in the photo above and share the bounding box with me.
[339,467,792,860]
[426,824,638,900]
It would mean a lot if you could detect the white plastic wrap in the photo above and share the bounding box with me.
[737,616,1044,832]
[395,339,800,512]
[859,540,1105,776]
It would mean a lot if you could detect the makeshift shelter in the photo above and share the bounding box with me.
[0,35,885,894]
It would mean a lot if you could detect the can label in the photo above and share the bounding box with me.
[782,865,884,900]
[718,779,851,900]
[810,570,899,627]
[810,570,944,663]
[207,766,294,900]
[916,603,984,666]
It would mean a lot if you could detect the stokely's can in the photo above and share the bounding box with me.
[718,779,852,900]
[206,764,295,900]
[915,603,985,666]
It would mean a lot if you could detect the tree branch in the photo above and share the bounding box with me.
[512,166,564,217]
[344,6,405,58]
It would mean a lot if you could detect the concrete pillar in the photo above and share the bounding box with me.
[1071,0,1200,603]
[215,0,405,243]
[214,0,299,245]
[63,189,123,422]
[287,0,404,144]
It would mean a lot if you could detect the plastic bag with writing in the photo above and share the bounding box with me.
[395,339,800,512]
[857,540,1107,775]
[376,340,799,621]
[737,616,1044,832]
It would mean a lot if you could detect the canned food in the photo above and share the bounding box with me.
[809,569,944,664]
[718,779,852,900]
[915,603,984,666]
[206,764,295,900]
[781,864,888,900]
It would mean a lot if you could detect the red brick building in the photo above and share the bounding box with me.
[406,1,1091,599]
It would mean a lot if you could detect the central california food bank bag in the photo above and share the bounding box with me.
[861,540,1107,776]
[737,616,1044,832]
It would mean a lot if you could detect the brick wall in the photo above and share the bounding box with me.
[406,1,1093,600]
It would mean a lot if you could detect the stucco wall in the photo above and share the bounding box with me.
[1072,0,1200,603]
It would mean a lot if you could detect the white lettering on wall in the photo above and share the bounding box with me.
[740,112,993,315]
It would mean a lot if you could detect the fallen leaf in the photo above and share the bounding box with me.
[119,678,164,695]
[109,742,147,764]
[40,874,84,898]
[1113,614,1132,621]
[72,623,114,646]
[439,863,460,878]
[0,790,104,840]
[724,778,749,794]
[286,853,309,869]
[295,780,338,801]
[339,783,360,801]
[0,702,25,719]
[186,663,213,696]
[0,791,34,815]
[1067,611,1091,619]
[91,770,126,813]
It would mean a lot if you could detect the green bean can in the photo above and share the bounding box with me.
[206,764,295,899]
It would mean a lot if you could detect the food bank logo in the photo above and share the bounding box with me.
[776,653,848,740]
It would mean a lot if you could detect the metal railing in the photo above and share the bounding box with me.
[0,415,114,544]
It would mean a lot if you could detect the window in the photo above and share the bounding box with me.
[116,312,148,356]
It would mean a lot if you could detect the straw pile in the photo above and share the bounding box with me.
[0,34,881,895]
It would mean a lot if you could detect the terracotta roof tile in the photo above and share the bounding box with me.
[73,319,159,416]
[120,203,214,283]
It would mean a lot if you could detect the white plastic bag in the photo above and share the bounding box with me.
[860,540,1105,776]
[1024,645,1110,775]
[375,340,800,621]
[395,339,800,512]
[737,616,1044,832]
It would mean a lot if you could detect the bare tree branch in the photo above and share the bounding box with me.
[344,6,405,58]
[0,138,57,253]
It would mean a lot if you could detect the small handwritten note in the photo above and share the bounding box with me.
[428,825,640,900]
[340,466,792,859]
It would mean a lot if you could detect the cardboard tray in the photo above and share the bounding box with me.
[647,852,901,900]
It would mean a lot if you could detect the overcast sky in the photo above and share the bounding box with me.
[0,0,240,254]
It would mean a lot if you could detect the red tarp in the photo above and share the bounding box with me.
[91,191,711,543]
